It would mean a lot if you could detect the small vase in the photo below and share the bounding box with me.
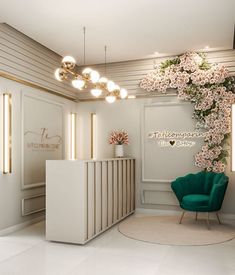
[115,144,124,158]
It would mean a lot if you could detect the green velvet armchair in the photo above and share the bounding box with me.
[171,171,228,228]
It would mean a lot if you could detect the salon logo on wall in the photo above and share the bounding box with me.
[24,128,62,152]
[148,130,206,148]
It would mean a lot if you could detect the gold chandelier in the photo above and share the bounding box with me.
[54,28,128,103]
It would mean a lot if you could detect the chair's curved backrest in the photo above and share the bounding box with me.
[171,172,204,202]
[208,173,228,211]
[171,171,228,205]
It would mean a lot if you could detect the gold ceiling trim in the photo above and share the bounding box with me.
[0,71,77,102]
[78,92,178,102]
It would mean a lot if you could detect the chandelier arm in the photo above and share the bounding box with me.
[64,68,76,76]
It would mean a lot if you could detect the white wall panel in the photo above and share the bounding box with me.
[126,160,131,213]
[101,161,108,229]
[95,162,102,234]
[87,162,95,239]
[107,161,113,226]
[122,160,127,216]
[113,160,118,223]
[118,160,123,219]
[130,159,135,211]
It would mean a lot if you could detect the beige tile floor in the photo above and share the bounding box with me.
[0,216,234,275]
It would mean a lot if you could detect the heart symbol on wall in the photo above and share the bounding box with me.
[169,140,175,146]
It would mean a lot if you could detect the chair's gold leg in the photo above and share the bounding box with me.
[179,211,185,224]
[216,212,221,224]
[195,212,198,221]
[206,212,210,230]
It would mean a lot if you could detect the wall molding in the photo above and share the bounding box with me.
[21,92,65,190]
[141,101,192,183]
[21,194,45,216]
[141,189,178,206]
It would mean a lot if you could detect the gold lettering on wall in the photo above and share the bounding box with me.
[148,130,205,148]
[24,128,62,152]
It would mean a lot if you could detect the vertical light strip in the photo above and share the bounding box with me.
[232,104,235,171]
[91,113,97,159]
[70,113,77,160]
[3,93,12,174]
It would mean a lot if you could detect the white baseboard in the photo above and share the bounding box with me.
[135,208,235,220]
[0,215,45,236]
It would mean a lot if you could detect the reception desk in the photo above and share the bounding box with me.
[46,158,135,244]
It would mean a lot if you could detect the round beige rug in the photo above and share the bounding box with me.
[118,215,235,246]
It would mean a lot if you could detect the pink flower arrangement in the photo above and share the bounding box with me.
[109,130,129,145]
[140,52,235,172]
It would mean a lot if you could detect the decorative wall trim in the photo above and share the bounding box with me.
[141,101,191,183]
[21,93,64,189]
[141,189,178,206]
[21,193,45,216]
[78,92,178,102]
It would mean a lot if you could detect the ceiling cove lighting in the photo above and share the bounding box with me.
[232,104,235,171]
[91,113,97,159]
[54,28,128,103]
[70,113,77,160]
[3,93,12,174]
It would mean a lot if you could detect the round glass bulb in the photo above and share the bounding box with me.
[107,81,116,92]
[99,77,108,84]
[114,84,120,91]
[120,88,128,99]
[90,70,100,83]
[62,56,76,64]
[72,79,85,90]
[91,88,102,97]
[82,67,92,76]
[62,56,76,69]
[54,68,63,81]
[105,95,116,103]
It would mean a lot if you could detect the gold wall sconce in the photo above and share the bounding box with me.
[3,93,12,174]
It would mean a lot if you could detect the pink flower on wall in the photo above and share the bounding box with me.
[140,52,235,172]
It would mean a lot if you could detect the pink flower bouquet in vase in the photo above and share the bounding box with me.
[109,130,129,158]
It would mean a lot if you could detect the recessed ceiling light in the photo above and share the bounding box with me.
[204,46,210,50]
[154,51,159,55]
[128,95,136,99]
